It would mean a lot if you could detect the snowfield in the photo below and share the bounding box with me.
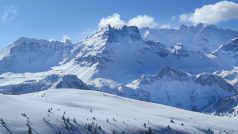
[0,88,238,134]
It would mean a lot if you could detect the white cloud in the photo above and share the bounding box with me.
[179,1,238,24]
[98,13,125,29]
[98,13,175,29]
[128,15,158,28]
[1,6,18,22]
[159,24,172,29]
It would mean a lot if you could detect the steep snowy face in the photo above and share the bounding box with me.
[65,25,164,81]
[218,38,238,52]
[140,23,238,53]
[0,37,73,73]
[211,38,238,67]
[126,66,237,112]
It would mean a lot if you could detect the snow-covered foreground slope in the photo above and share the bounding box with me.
[0,89,238,134]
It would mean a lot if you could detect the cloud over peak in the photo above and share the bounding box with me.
[179,1,238,25]
[98,13,159,29]
[127,15,158,28]
[98,13,125,29]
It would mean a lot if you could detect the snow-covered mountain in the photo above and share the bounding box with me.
[125,66,237,112]
[140,23,238,53]
[1,88,238,134]
[0,73,90,95]
[0,37,73,73]
[58,25,234,84]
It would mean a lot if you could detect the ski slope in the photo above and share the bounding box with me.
[0,89,237,134]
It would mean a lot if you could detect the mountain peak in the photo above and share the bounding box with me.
[171,43,189,57]
[103,25,142,43]
[157,65,190,81]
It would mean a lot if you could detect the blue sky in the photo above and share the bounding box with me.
[0,0,238,50]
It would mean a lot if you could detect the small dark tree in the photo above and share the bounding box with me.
[28,126,32,134]
[73,118,77,123]
[112,129,116,134]
[167,125,171,129]
[65,123,69,130]
[0,118,6,125]
[143,122,146,128]
[62,115,65,120]
[93,129,98,134]
[147,127,152,134]
[87,124,92,132]
[57,130,62,134]
[66,118,70,123]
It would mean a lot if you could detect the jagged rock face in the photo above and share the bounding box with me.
[0,37,73,73]
[55,74,89,89]
[171,43,189,57]
[213,95,238,115]
[156,66,191,81]
[220,38,238,52]
[196,73,236,93]
[144,40,169,57]
[105,25,142,43]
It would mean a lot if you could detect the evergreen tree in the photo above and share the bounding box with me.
[28,126,32,134]
[148,127,152,134]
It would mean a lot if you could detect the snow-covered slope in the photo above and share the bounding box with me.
[0,37,73,73]
[140,23,238,53]
[0,89,238,134]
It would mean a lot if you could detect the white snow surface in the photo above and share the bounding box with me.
[0,88,238,134]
